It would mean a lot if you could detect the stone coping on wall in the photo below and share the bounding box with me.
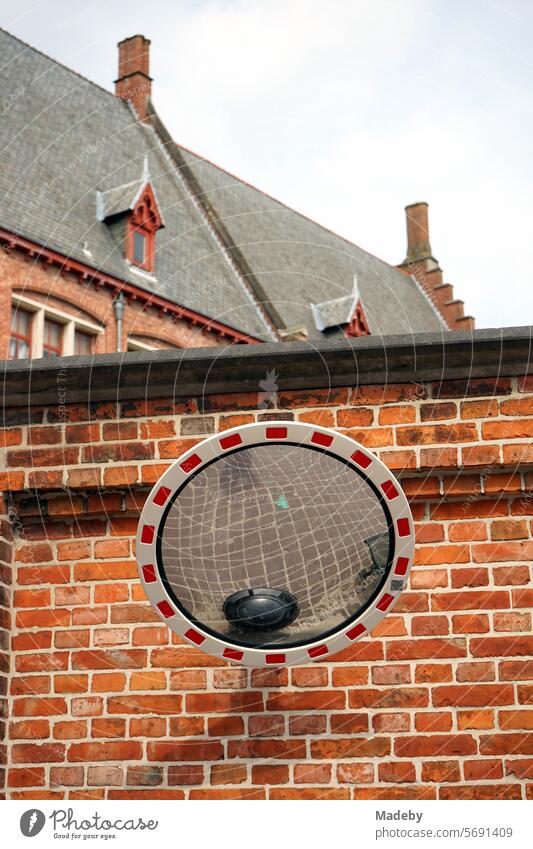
[1,326,532,408]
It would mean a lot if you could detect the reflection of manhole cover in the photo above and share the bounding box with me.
[137,422,414,667]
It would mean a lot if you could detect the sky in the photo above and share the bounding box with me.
[2,0,532,329]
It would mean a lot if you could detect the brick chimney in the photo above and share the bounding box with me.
[404,201,433,264]
[397,201,475,331]
[115,35,152,122]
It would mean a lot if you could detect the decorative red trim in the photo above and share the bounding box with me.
[376,593,394,612]
[157,600,175,618]
[311,431,333,447]
[351,449,371,469]
[153,486,171,506]
[180,454,201,474]
[185,628,205,646]
[344,299,371,338]
[394,556,409,576]
[140,525,155,544]
[266,426,287,439]
[308,644,328,658]
[381,480,399,500]
[223,648,244,661]
[0,228,261,344]
[266,653,286,665]
[397,518,411,537]
[346,623,366,640]
[219,433,242,450]
[142,564,157,583]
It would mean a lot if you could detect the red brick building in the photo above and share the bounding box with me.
[1,330,532,800]
[0,29,473,365]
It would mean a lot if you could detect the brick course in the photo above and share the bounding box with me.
[1,374,532,799]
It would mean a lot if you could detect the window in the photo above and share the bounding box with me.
[9,307,32,359]
[43,319,63,357]
[74,329,94,356]
[133,231,146,265]
[9,295,101,359]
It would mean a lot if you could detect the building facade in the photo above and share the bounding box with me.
[0,29,473,365]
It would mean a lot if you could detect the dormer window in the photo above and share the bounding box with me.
[127,185,161,272]
[97,163,164,276]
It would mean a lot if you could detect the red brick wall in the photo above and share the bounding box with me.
[1,375,532,800]
[0,510,12,799]
[0,249,224,356]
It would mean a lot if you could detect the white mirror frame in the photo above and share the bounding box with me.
[136,421,414,667]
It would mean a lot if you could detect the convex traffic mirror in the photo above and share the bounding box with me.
[137,421,414,667]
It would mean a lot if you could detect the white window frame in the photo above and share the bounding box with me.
[12,294,103,358]
[127,336,158,352]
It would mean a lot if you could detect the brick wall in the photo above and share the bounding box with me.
[0,509,12,798]
[1,373,532,800]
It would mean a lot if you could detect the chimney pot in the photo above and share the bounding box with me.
[115,35,152,122]
[404,201,433,264]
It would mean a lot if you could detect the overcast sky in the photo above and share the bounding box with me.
[2,0,532,328]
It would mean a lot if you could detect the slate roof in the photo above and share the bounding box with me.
[0,29,272,340]
[178,146,446,338]
[0,27,446,341]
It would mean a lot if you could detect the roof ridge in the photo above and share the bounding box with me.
[176,140,408,279]
[140,116,275,340]
[100,176,144,193]
[0,25,118,101]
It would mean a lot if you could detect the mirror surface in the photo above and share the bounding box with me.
[159,444,392,647]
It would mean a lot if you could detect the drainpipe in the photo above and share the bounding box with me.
[113,291,125,352]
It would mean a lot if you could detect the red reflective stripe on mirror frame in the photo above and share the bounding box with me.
[266,427,287,439]
[153,486,171,506]
[180,454,201,473]
[223,648,244,661]
[142,564,157,583]
[266,653,286,664]
[311,431,333,447]
[308,644,328,658]
[136,421,414,666]
[381,480,399,500]
[219,433,242,450]
[185,628,205,646]
[376,593,394,612]
[346,623,366,640]
[157,600,174,618]
[397,518,410,537]
[141,525,155,544]
[351,449,372,469]
[395,557,409,576]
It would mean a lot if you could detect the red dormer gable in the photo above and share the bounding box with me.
[344,299,370,338]
[126,182,163,272]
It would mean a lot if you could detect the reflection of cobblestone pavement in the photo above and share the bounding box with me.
[161,445,390,643]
